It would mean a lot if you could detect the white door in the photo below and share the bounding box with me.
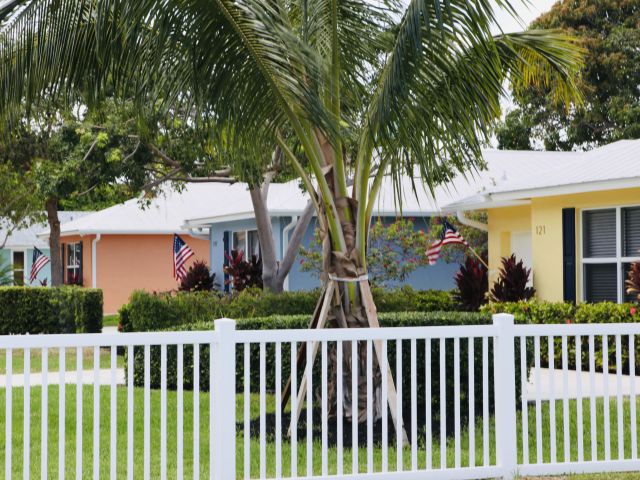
[511,231,533,285]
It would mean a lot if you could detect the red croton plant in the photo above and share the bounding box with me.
[627,260,640,303]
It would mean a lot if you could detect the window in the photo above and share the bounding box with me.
[12,251,25,286]
[232,229,260,259]
[582,206,640,303]
[66,242,83,285]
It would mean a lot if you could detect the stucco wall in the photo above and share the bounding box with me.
[487,205,532,285]
[487,187,640,302]
[62,234,209,314]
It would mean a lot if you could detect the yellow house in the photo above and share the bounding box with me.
[444,140,640,304]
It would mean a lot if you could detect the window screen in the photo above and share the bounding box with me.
[585,263,617,303]
[622,207,640,257]
[583,209,616,258]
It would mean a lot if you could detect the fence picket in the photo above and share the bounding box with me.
[440,338,446,470]
[589,335,597,461]
[144,344,151,480]
[193,345,200,480]
[59,348,65,480]
[276,342,283,478]
[127,346,134,480]
[534,336,542,464]
[425,339,432,470]
[177,344,184,480]
[290,341,297,478]
[482,336,489,467]
[352,340,358,474]
[24,349,30,480]
[631,335,638,460]
[410,339,417,471]
[454,338,461,469]
[307,341,313,477]
[110,346,117,480]
[337,340,344,475]
[41,348,48,480]
[260,342,266,479]
[321,341,328,476]
[93,346,100,480]
[161,344,167,480]
[562,335,569,463]
[381,340,388,473]
[576,336,584,463]
[603,335,611,461]
[366,340,374,473]
[6,349,12,480]
[243,343,250,480]
[615,334,624,460]
[548,336,556,464]
[76,347,82,480]
[521,337,529,465]
[468,338,475,468]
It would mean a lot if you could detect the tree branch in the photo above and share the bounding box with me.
[277,200,315,284]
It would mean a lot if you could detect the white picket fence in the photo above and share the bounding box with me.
[1,315,640,479]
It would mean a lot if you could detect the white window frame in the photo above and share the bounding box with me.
[581,205,640,303]
[231,229,260,258]
[66,242,82,283]
[10,248,26,286]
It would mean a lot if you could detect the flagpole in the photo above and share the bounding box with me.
[465,245,489,270]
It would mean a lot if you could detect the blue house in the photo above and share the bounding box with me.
[182,179,466,292]
[0,212,90,286]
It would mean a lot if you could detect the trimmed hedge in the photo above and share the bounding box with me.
[0,287,103,334]
[128,311,532,433]
[120,286,456,333]
[482,301,640,372]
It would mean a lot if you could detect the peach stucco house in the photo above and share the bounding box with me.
[40,188,216,314]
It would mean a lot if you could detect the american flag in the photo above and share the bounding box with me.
[29,247,50,283]
[426,219,468,265]
[173,234,194,280]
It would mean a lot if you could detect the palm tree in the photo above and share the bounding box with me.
[0,0,583,418]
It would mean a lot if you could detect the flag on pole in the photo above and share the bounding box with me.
[173,234,194,280]
[29,247,50,283]
[426,219,468,265]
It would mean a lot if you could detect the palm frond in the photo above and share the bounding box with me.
[0,0,334,162]
[361,0,583,199]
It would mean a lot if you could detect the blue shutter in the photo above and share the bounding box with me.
[562,208,576,303]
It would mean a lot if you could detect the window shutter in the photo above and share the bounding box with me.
[622,207,640,257]
[584,263,617,303]
[78,241,83,285]
[223,231,230,293]
[562,208,576,303]
[583,209,616,258]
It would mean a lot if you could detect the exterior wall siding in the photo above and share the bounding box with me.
[61,234,210,314]
[486,187,640,303]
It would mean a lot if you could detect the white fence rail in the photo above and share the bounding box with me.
[1,315,640,479]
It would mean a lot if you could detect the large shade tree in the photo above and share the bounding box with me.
[0,0,582,417]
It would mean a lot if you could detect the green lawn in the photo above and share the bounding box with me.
[0,348,124,375]
[1,383,640,479]
[102,315,119,328]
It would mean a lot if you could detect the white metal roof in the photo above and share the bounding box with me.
[2,212,92,248]
[44,139,640,235]
[444,139,640,210]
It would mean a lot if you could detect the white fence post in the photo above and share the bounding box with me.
[213,319,237,480]
[493,313,518,480]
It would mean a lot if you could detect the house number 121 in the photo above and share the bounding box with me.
[535,225,546,235]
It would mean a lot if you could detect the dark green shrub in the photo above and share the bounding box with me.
[122,287,456,332]
[0,286,103,334]
[483,300,640,373]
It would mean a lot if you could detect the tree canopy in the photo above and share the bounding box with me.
[497,0,640,151]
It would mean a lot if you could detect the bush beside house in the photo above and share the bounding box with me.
[119,286,455,333]
[0,287,103,334]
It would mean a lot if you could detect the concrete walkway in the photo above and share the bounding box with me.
[526,367,640,400]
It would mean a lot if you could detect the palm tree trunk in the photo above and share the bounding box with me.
[45,196,63,286]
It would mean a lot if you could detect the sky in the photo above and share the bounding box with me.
[492,0,559,33]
